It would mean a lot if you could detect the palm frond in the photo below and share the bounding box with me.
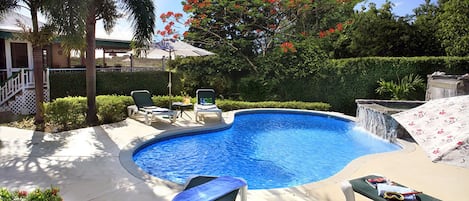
[121,0,156,48]
[0,0,19,17]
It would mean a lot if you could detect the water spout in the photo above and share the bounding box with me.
[355,100,425,142]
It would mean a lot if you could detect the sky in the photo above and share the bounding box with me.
[16,0,437,41]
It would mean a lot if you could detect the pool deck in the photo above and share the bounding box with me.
[1,110,468,201]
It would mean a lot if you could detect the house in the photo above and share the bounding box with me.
[0,12,132,115]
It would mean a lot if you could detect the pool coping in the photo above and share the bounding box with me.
[119,108,415,193]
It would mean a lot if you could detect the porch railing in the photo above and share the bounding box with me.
[0,69,49,106]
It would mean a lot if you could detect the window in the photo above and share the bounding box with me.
[10,42,28,68]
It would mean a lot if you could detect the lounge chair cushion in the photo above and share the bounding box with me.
[349,175,441,201]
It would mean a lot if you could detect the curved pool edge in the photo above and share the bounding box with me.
[118,108,415,193]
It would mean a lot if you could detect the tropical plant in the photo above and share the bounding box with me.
[181,0,359,71]
[43,0,156,125]
[376,74,425,100]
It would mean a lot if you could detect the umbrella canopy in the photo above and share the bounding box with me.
[151,39,215,59]
[392,95,469,168]
[152,39,215,97]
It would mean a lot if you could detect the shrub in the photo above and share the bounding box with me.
[216,100,331,111]
[0,187,62,201]
[43,95,330,132]
[96,95,134,124]
[44,97,87,130]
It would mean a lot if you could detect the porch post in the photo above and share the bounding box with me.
[20,69,27,114]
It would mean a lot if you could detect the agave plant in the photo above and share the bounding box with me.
[376,74,425,100]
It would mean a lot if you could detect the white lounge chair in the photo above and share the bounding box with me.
[194,89,222,122]
[129,90,176,125]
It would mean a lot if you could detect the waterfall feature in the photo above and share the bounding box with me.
[356,104,398,142]
[355,100,425,142]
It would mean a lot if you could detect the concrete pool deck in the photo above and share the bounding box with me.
[0,110,468,201]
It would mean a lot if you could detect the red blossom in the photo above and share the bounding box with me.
[18,191,28,197]
[457,141,464,146]
[280,41,297,53]
[198,0,211,8]
[328,27,335,34]
[183,31,189,37]
[336,23,343,31]
[174,13,183,18]
[319,31,326,38]
[183,4,193,12]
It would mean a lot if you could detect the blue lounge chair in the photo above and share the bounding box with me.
[129,90,176,125]
[194,89,222,122]
[173,176,247,201]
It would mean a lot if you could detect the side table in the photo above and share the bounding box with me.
[172,102,193,119]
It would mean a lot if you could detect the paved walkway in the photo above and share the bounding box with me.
[0,111,468,201]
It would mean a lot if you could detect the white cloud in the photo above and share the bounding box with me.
[95,19,134,40]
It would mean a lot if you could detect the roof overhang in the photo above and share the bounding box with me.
[96,38,132,51]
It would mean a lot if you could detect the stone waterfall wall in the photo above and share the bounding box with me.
[355,100,425,142]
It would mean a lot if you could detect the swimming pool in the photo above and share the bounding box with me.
[133,110,400,189]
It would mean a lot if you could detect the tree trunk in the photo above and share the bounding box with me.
[85,6,99,125]
[33,47,44,125]
[30,2,45,129]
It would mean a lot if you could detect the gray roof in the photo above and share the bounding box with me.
[0,11,44,33]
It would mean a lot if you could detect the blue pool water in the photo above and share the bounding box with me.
[133,111,400,189]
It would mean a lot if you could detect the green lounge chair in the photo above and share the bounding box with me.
[194,89,222,122]
[129,90,176,125]
[342,175,441,201]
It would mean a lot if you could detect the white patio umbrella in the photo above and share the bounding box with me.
[392,95,469,168]
[153,39,215,97]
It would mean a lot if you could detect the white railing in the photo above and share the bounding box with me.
[0,69,49,106]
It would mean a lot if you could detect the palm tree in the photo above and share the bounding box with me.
[43,0,156,125]
[0,0,54,129]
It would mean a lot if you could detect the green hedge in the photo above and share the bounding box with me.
[44,95,330,132]
[216,100,330,111]
[318,57,469,114]
[49,71,182,99]
[49,57,469,115]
